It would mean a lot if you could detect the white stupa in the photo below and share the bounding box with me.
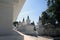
[18,16,35,34]
[26,16,31,24]
[37,16,44,35]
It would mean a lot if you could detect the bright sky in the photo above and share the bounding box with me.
[17,0,47,25]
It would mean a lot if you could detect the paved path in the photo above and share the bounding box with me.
[14,29,53,40]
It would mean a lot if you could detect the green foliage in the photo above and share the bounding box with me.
[42,0,60,26]
[41,11,49,25]
[47,0,60,23]
[41,0,60,36]
[13,21,18,27]
[31,21,35,26]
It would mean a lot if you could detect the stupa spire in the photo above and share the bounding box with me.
[26,16,30,24]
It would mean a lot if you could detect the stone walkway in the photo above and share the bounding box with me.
[14,30,53,40]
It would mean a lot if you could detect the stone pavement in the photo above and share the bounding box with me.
[0,30,24,40]
[14,30,53,40]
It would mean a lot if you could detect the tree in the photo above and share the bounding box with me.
[41,11,49,25]
[13,21,19,27]
[42,0,60,36]
[47,0,60,24]
[31,21,35,26]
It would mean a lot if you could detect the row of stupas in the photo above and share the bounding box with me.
[17,16,44,35]
[19,16,42,26]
